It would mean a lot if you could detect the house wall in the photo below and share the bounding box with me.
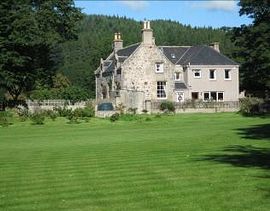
[120,44,177,111]
[186,65,239,101]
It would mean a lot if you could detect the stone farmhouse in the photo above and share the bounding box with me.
[95,21,239,113]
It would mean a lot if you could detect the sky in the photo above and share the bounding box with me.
[74,0,252,28]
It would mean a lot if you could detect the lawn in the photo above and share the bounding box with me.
[0,113,270,210]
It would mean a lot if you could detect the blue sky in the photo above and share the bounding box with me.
[74,0,252,28]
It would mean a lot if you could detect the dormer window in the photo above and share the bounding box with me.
[171,53,176,59]
[155,63,164,73]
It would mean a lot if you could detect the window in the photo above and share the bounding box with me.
[155,63,164,73]
[174,72,181,81]
[192,92,199,100]
[193,69,201,78]
[157,81,166,98]
[203,91,224,101]
[224,69,231,80]
[218,92,224,101]
[210,92,217,100]
[204,92,209,101]
[209,69,216,80]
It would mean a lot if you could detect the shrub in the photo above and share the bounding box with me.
[0,111,13,127]
[54,106,72,117]
[145,117,152,121]
[16,107,29,121]
[142,109,148,114]
[45,110,58,121]
[110,113,120,122]
[66,111,80,124]
[160,101,175,113]
[30,112,45,125]
[116,103,125,115]
[239,97,265,115]
[127,107,137,115]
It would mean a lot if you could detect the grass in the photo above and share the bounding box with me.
[0,113,270,210]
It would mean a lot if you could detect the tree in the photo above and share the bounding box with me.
[0,0,82,101]
[232,0,270,97]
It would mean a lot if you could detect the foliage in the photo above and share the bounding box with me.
[119,114,142,121]
[0,0,82,101]
[110,113,120,122]
[0,111,13,127]
[232,0,270,96]
[116,103,125,115]
[54,106,72,117]
[45,110,58,121]
[30,112,45,125]
[16,107,29,122]
[60,86,89,104]
[66,111,79,124]
[127,107,137,115]
[142,109,148,114]
[239,97,265,115]
[160,101,175,113]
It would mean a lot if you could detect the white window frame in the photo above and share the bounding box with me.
[217,92,224,101]
[193,69,201,78]
[209,69,216,80]
[224,69,231,80]
[155,63,164,73]
[157,81,167,99]
[174,72,181,81]
[203,91,224,102]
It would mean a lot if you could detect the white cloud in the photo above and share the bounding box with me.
[193,1,237,12]
[119,1,149,11]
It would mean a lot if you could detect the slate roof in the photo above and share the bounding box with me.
[101,43,140,75]
[175,82,187,90]
[160,45,238,66]
[99,43,237,76]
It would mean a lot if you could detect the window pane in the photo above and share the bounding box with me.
[157,81,166,98]
[225,69,230,79]
[211,92,217,100]
[209,70,215,79]
[204,92,209,100]
[218,92,224,101]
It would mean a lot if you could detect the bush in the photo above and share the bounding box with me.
[239,97,264,115]
[54,106,72,117]
[16,107,29,121]
[127,107,137,115]
[45,110,58,121]
[110,113,120,122]
[30,112,45,125]
[0,111,13,127]
[142,109,148,114]
[66,111,80,124]
[160,101,175,113]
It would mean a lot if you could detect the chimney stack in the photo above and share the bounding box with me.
[210,42,220,53]
[113,32,123,52]
[142,20,154,45]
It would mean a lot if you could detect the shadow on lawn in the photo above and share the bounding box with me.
[236,123,270,140]
[201,145,270,169]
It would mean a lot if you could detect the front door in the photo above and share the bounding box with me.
[176,92,184,103]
